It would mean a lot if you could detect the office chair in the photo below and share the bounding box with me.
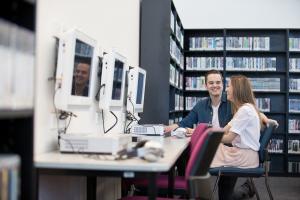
[122,123,210,196]
[209,121,277,200]
[190,123,210,152]
[120,128,224,200]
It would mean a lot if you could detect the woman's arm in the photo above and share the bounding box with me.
[221,122,237,143]
[223,122,232,133]
[221,131,238,143]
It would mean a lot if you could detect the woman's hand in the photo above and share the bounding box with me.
[267,119,279,128]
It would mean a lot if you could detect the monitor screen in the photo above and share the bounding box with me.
[112,59,124,100]
[71,39,93,97]
[136,72,145,105]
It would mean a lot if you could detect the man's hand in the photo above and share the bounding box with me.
[185,128,194,137]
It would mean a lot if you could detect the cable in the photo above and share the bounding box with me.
[128,96,135,115]
[101,110,118,134]
[96,84,105,101]
[95,56,104,101]
[52,88,77,146]
[125,118,134,134]
[124,111,139,133]
[52,88,63,146]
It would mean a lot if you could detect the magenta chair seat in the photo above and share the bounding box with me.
[125,175,186,190]
[121,126,224,200]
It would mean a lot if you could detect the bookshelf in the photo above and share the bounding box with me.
[184,28,300,176]
[139,0,300,176]
[140,0,184,125]
[0,0,35,199]
[288,29,300,174]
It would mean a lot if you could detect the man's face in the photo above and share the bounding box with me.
[75,63,90,85]
[205,73,223,97]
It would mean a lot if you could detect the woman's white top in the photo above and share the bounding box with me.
[230,103,260,151]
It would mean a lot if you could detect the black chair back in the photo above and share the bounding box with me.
[187,129,224,200]
[259,121,277,163]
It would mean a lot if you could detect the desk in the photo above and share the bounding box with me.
[35,137,190,200]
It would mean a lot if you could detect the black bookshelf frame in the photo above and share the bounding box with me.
[0,0,35,199]
[140,0,185,125]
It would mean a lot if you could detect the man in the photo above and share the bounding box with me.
[165,70,276,200]
[71,62,90,96]
[165,70,231,133]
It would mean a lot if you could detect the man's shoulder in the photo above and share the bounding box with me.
[195,97,209,106]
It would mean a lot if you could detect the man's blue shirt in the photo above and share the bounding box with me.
[178,93,232,128]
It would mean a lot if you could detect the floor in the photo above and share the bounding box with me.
[211,176,300,200]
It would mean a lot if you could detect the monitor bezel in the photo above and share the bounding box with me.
[127,67,147,113]
[99,50,127,111]
[54,29,98,111]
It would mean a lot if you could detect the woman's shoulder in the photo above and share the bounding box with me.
[238,103,257,114]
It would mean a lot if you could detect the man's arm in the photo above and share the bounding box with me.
[164,101,203,133]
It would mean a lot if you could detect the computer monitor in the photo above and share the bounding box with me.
[54,29,98,111]
[99,50,128,111]
[127,67,147,113]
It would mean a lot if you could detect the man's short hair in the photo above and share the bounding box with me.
[204,70,223,84]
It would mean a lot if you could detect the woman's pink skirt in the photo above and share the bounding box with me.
[210,144,259,168]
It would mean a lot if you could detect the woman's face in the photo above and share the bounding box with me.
[226,80,233,102]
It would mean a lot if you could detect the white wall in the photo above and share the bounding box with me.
[35,0,140,199]
[35,0,140,154]
[173,0,300,29]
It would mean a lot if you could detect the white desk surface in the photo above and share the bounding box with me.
[35,136,190,172]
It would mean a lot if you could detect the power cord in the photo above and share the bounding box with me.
[57,111,77,147]
[95,56,104,101]
[101,110,118,134]
[124,111,140,133]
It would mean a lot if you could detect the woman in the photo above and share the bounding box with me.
[210,75,261,168]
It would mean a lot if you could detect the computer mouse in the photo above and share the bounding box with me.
[144,140,163,149]
[138,140,164,162]
[172,127,187,138]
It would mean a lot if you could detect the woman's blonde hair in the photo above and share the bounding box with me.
[229,75,261,125]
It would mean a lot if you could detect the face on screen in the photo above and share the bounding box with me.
[71,39,94,97]
[112,59,124,100]
[75,63,90,85]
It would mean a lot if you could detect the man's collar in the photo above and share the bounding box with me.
[207,92,227,106]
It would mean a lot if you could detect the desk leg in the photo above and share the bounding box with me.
[168,166,175,198]
[148,173,157,200]
[87,176,97,200]
[35,169,39,200]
